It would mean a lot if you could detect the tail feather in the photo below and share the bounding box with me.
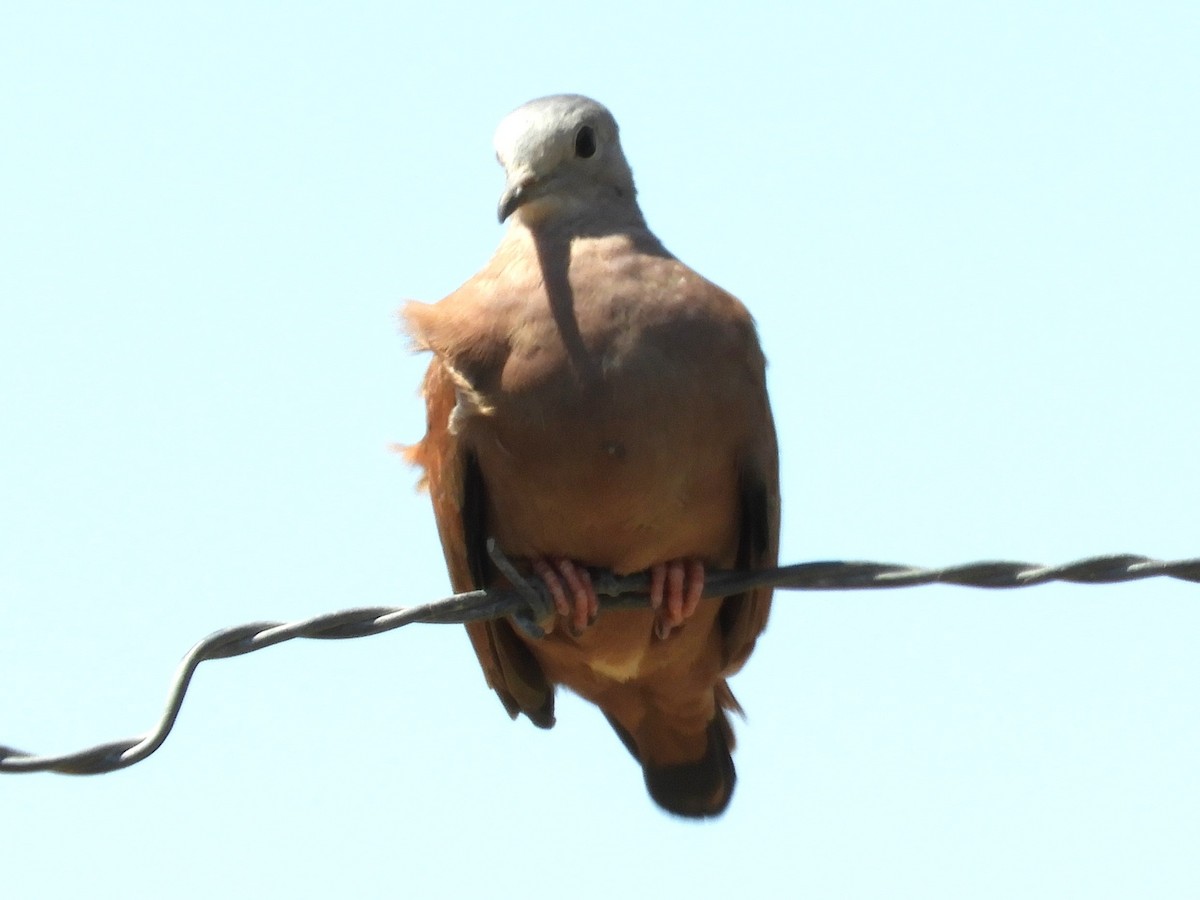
[643,712,736,818]
[604,706,737,819]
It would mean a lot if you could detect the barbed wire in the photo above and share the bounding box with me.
[2,552,1196,777]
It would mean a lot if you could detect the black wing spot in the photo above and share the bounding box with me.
[719,468,770,636]
[463,451,490,589]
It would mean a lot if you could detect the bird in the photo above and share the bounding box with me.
[403,94,779,818]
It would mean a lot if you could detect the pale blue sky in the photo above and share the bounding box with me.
[3,2,1198,897]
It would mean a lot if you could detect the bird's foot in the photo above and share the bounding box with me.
[488,542,598,638]
[531,557,599,637]
[649,559,706,640]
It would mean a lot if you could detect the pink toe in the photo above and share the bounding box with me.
[666,561,686,625]
[532,558,571,621]
[682,560,705,618]
[649,563,666,611]
[555,560,592,633]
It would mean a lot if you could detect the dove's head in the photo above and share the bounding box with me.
[493,94,638,225]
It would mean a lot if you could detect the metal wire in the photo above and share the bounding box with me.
[2,552,1196,776]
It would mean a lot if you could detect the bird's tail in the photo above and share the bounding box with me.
[604,682,740,819]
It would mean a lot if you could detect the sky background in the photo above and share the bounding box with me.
[2,2,1198,897]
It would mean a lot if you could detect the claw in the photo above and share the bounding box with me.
[532,557,599,636]
[649,559,706,640]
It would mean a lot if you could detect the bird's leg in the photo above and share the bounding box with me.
[531,558,600,636]
[649,559,706,640]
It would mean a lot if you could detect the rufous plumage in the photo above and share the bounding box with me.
[404,94,779,818]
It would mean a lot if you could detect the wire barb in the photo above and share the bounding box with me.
[2,553,1196,776]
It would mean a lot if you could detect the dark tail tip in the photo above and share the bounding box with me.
[642,715,736,819]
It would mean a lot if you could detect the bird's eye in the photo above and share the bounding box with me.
[574,125,597,159]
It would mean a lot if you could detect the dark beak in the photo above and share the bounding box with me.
[497,176,534,223]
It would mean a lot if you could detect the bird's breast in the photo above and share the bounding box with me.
[448,235,764,573]
[464,346,748,576]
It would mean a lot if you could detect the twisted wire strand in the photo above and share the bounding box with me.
[2,553,1196,776]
